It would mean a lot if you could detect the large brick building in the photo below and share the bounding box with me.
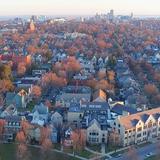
[112,107,160,146]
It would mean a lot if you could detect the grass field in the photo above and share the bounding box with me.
[0,144,78,160]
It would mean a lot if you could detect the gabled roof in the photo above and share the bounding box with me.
[111,104,137,115]
[33,103,48,114]
[140,114,150,123]
[93,89,107,102]
[88,119,101,129]
[119,107,160,129]
[81,101,109,111]
[6,92,23,108]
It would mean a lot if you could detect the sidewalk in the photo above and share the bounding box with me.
[85,145,131,160]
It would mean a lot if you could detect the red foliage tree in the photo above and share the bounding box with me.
[31,85,42,99]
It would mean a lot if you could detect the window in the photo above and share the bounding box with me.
[137,133,141,138]
[91,138,98,142]
[118,129,120,134]
[153,128,156,132]
[129,130,131,133]
[118,124,121,128]
[114,122,116,126]
[143,132,146,135]
[153,123,156,126]
[137,127,142,132]
[148,121,152,128]
[125,131,128,134]
[90,132,99,136]
[144,125,147,129]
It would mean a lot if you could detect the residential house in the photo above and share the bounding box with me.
[51,111,63,127]
[112,107,160,147]
[0,104,17,118]
[67,103,83,126]
[93,89,107,102]
[31,103,48,126]
[5,90,28,108]
[3,116,22,142]
[87,119,108,144]
[56,86,91,107]
[50,124,59,143]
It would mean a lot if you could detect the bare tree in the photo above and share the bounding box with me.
[125,146,139,160]
[108,129,121,152]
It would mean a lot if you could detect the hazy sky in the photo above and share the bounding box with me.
[0,0,160,16]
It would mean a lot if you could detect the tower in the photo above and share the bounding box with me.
[29,20,36,32]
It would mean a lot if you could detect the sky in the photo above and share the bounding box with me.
[0,0,160,16]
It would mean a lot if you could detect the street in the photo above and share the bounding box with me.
[110,142,160,160]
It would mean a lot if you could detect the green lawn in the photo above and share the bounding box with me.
[0,144,79,160]
[63,146,94,159]
[76,150,94,159]
[87,144,101,152]
[105,145,122,153]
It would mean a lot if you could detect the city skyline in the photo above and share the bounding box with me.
[0,0,160,16]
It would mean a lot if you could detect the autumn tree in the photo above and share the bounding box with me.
[0,119,5,141]
[107,70,115,82]
[0,80,14,94]
[67,46,79,56]
[17,62,26,76]
[27,45,37,55]
[108,129,121,152]
[40,126,52,160]
[0,64,12,80]
[125,146,139,160]
[97,39,107,50]
[21,120,33,138]
[144,84,158,97]
[41,72,67,88]
[31,85,42,99]
[16,131,30,160]
[0,95,4,108]
[65,56,81,74]
[95,79,114,91]
[98,70,106,80]
[71,129,86,154]
[85,79,97,89]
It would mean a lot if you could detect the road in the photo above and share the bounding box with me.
[110,142,159,160]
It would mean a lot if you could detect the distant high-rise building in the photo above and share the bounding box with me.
[110,9,114,17]
[108,9,114,22]
[29,20,36,32]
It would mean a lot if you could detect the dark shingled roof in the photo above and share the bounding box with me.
[111,104,137,115]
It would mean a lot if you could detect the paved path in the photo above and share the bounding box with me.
[109,142,160,160]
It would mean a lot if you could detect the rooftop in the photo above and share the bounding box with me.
[119,107,160,129]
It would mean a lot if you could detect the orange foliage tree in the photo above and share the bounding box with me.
[71,129,86,153]
[17,62,26,76]
[31,85,42,99]
[41,72,67,88]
